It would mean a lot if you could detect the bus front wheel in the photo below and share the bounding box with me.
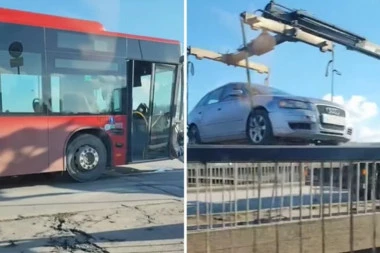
[66,134,107,182]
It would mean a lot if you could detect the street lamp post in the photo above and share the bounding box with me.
[325,44,342,102]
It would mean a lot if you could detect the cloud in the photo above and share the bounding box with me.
[322,93,380,142]
[359,126,380,142]
[81,0,121,29]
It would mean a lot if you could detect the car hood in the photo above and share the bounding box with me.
[306,97,344,109]
[268,94,345,109]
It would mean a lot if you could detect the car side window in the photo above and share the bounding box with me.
[221,85,235,101]
[195,93,210,108]
[205,88,223,105]
[221,84,246,101]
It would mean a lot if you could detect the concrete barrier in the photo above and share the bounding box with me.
[188,213,380,253]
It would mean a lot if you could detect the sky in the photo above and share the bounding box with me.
[188,0,380,142]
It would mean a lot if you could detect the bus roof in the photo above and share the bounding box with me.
[0,7,179,45]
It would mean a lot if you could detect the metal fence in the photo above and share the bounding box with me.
[187,145,380,231]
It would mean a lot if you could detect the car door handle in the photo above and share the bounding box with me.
[198,112,202,114]
[217,108,221,111]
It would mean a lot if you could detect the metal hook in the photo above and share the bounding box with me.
[187,61,194,76]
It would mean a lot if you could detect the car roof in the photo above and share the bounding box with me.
[200,82,287,102]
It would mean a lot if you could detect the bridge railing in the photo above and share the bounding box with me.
[187,145,380,231]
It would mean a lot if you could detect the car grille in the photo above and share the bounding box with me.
[317,104,346,131]
[316,105,346,117]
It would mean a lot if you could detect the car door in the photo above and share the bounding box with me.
[188,93,209,130]
[197,87,225,141]
[216,84,252,140]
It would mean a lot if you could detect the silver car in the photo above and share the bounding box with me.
[188,82,353,145]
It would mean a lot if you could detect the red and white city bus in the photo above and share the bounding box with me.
[0,8,183,182]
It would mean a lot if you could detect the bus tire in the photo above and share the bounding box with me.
[66,134,107,182]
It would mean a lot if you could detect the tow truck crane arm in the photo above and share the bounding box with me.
[240,1,380,60]
[187,46,269,74]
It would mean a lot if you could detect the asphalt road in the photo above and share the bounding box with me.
[0,159,184,253]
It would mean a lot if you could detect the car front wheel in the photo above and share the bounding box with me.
[246,109,274,145]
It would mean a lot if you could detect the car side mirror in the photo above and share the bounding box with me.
[228,89,244,97]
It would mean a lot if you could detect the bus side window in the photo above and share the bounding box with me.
[0,50,43,114]
[0,74,42,114]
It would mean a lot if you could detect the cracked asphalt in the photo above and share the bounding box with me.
[0,159,184,253]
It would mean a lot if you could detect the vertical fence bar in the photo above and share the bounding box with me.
[205,164,210,229]
[310,164,314,219]
[289,163,294,221]
[371,162,376,212]
[365,162,369,214]
[229,167,233,228]
[209,166,213,229]
[349,162,354,253]
[371,162,377,253]
[271,163,279,222]
[338,162,343,214]
[252,163,256,225]
[258,163,262,224]
[329,162,333,217]
[356,163,360,214]
[320,163,324,218]
[222,165,226,228]
[281,165,285,217]
[234,163,238,227]
[347,163,352,215]
[299,162,303,221]
[196,164,200,230]
[246,166,250,226]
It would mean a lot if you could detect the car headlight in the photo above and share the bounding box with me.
[278,99,310,110]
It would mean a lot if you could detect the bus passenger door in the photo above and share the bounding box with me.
[127,60,178,162]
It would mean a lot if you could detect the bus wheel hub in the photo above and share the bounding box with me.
[78,146,99,170]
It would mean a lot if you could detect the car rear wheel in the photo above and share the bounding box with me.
[66,134,107,182]
[188,124,201,144]
[246,109,274,145]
